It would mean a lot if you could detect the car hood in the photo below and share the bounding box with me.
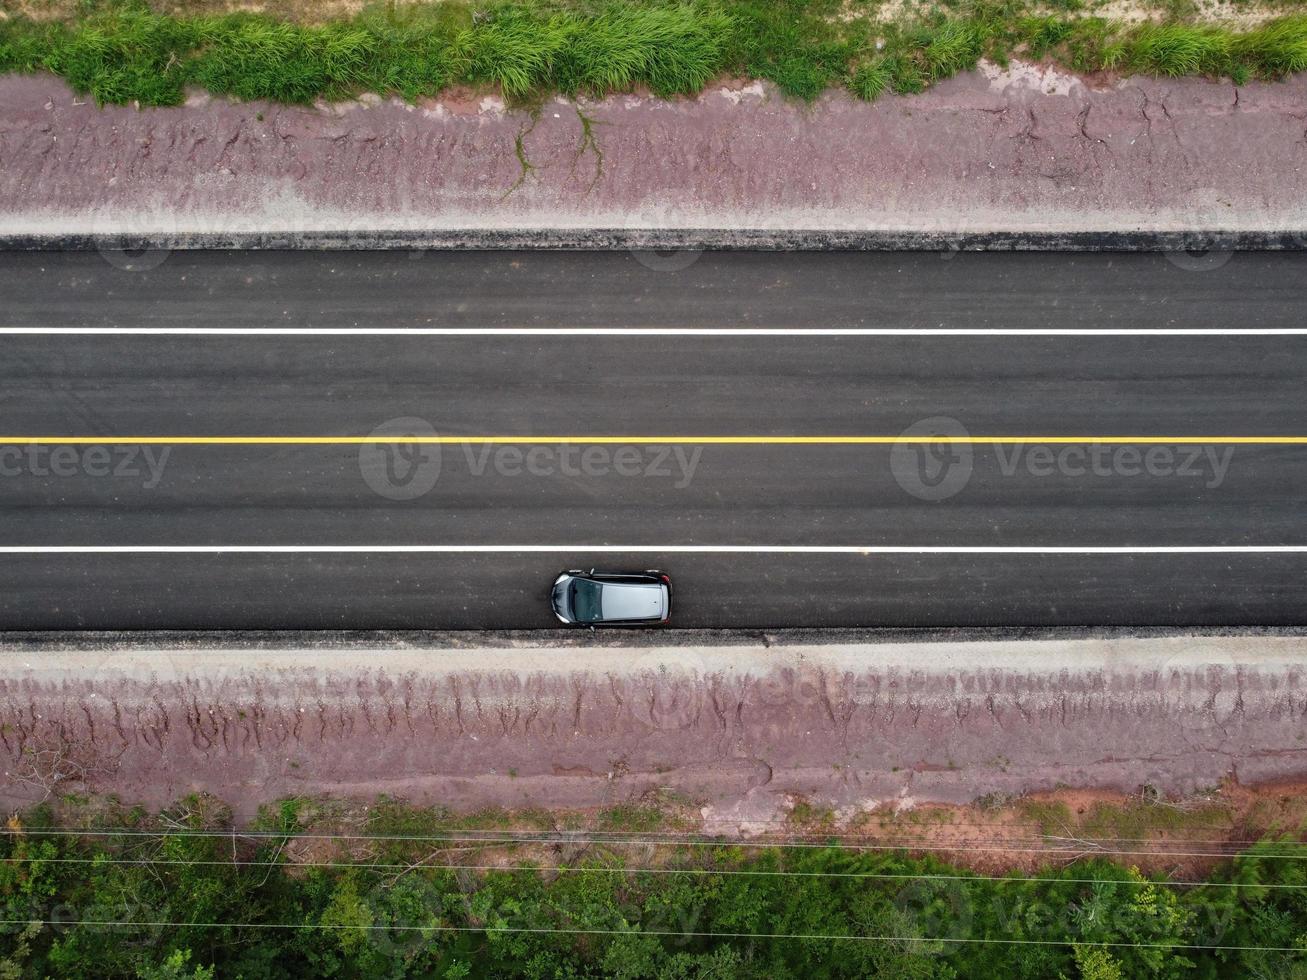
[551,580,573,622]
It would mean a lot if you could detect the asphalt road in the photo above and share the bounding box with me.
[1,249,1305,629]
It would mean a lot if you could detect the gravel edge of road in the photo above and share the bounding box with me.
[3,230,1307,250]
[4,625,1307,651]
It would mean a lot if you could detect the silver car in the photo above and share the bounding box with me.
[550,569,672,626]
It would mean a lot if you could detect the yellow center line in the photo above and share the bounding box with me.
[2,436,1307,445]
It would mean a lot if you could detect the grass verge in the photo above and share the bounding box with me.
[4,791,1307,977]
[1,0,1306,106]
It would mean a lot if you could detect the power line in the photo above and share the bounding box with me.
[0,918,1299,954]
[0,820,1288,848]
[5,826,1304,860]
[0,829,1289,860]
[2,854,1302,889]
[0,824,1267,850]
[0,806,1290,848]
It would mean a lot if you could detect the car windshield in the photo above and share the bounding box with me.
[569,579,604,623]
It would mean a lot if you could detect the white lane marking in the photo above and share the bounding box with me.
[0,328,1304,337]
[0,546,1305,555]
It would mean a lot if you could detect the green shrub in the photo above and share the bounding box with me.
[850,57,894,100]
[1125,23,1230,76]
[555,6,732,97]
[1021,15,1075,58]
[919,20,986,78]
[42,9,198,105]
[1061,17,1122,72]
[458,11,569,97]
[725,0,855,100]
[1233,15,1307,77]
[189,17,378,103]
[0,19,68,74]
[4,801,1307,979]
[887,52,929,94]
[355,16,462,100]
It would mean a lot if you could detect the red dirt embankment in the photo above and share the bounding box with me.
[4,634,1307,839]
[1,65,1306,238]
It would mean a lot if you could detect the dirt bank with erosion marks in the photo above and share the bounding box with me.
[1,64,1305,241]
[4,631,1307,844]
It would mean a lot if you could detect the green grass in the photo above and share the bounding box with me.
[1125,22,1231,76]
[850,56,894,99]
[0,0,734,105]
[1014,793,1236,842]
[2,0,1307,107]
[1080,796,1232,839]
[919,20,988,78]
[1235,13,1307,74]
[594,803,668,832]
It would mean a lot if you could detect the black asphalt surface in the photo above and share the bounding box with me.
[5,248,1307,331]
[1,249,1305,629]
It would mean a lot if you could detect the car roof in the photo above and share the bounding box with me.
[598,580,667,621]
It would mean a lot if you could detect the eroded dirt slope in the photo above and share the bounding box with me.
[4,635,1306,829]
[2,66,1306,237]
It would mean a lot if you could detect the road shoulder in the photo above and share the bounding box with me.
[4,629,1302,829]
